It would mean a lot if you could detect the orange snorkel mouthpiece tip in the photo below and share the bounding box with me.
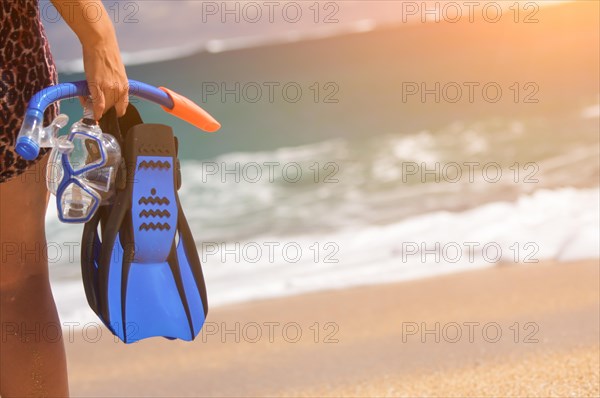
[158,87,221,133]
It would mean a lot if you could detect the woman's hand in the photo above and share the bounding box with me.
[52,0,128,119]
[81,35,129,119]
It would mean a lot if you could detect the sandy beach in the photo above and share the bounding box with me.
[64,259,599,397]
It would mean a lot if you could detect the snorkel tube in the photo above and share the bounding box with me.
[16,80,220,160]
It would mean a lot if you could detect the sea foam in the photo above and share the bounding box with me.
[49,186,599,325]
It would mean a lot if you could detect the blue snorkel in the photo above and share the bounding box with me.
[16,80,220,160]
[16,80,220,224]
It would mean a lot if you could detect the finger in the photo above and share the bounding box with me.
[115,84,129,117]
[99,83,119,116]
[87,80,100,106]
[93,89,106,121]
[87,81,105,120]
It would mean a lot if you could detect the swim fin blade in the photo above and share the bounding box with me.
[81,107,208,343]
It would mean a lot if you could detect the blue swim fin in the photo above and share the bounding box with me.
[81,107,208,343]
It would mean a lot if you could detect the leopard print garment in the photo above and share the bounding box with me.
[0,0,58,183]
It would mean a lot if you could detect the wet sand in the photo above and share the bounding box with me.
[65,260,599,397]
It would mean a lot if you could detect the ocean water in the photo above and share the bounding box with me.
[40,2,600,324]
[47,106,600,324]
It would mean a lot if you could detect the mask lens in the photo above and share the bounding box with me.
[59,182,99,222]
[67,133,104,173]
[46,146,65,195]
[82,165,114,193]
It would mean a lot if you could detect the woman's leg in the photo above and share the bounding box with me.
[0,156,69,397]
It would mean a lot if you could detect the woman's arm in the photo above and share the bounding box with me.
[51,0,129,118]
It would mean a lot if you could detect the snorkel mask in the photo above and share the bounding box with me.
[16,80,220,223]
[45,108,122,223]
